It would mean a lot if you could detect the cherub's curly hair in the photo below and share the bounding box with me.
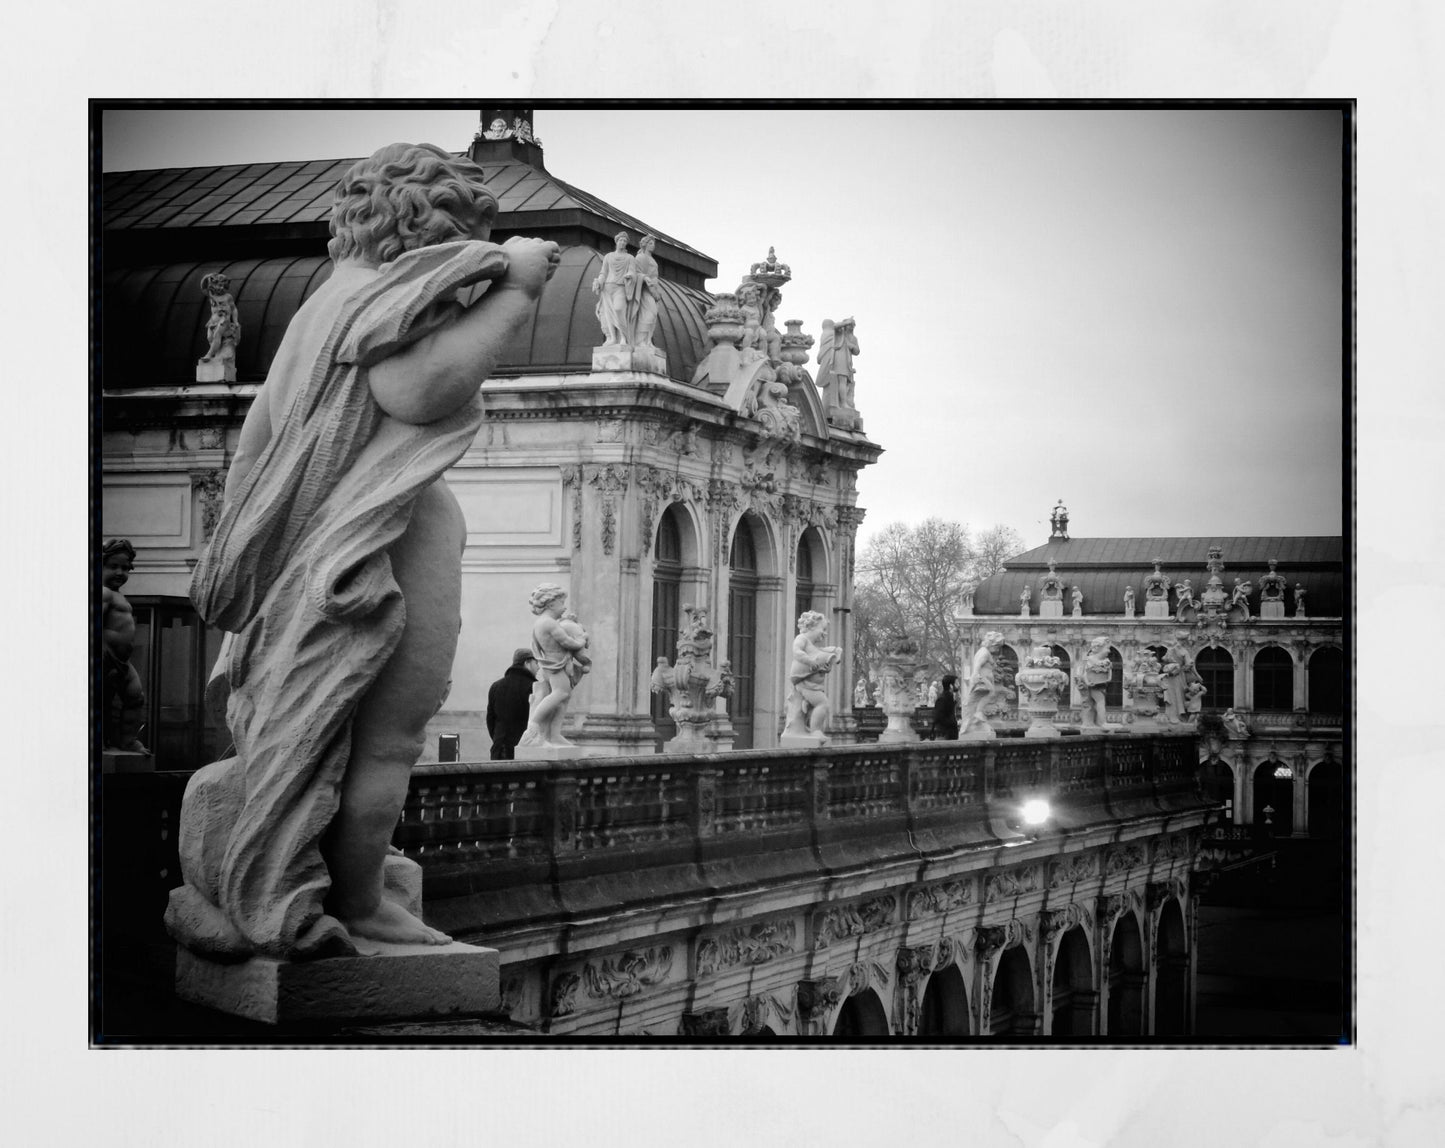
[328,143,499,265]
[796,610,826,633]
[528,582,567,615]
[102,538,136,563]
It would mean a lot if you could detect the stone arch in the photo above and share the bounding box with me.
[794,524,830,616]
[1197,756,1235,815]
[1195,645,1235,713]
[918,964,971,1036]
[831,987,890,1037]
[1306,756,1344,840]
[1154,898,1189,1036]
[655,498,705,569]
[1107,911,1146,1035]
[1104,646,1125,710]
[1251,643,1296,710]
[726,510,783,749]
[1253,757,1294,836]
[1051,925,1097,1036]
[989,946,1038,1037]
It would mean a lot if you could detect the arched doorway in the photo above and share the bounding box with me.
[918,964,970,1036]
[1107,913,1145,1035]
[989,947,1038,1037]
[1051,927,1096,1035]
[1253,645,1295,711]
[1198,758,1235,819]
[1308,647,1345,715]
[1195,646,1235,713]
[1253,760,1295,836]
[1154,899,1189,1036]
[1051,645,1072,708]
[1105,647,1124,710]
[649,506,684,750]
[832,989,889,1036]
[1307,759,1343,840]
[795,528,824,622]
[727,518,761,750]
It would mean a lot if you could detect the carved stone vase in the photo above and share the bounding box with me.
[876,636,923,744]
[1014,644,1069,738]
[1125,652,1167,734]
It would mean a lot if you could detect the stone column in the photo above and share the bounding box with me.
[755,573,785,748]
[1232,756,1247,826]
[1292,758,1310,837]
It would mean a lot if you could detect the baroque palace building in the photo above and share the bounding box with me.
[100,108,880,765]
[958,520,1346,841]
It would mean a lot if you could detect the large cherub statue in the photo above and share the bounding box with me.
[517,584,592,749]
[782,611,842,739]
[167,143,560,960]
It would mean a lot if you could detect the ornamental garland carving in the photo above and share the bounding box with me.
[733,993,795,1035]
[550,972,581,1017]
[985,864,1043,903]
[1105,843,1147,876]
[844,960,891,998]
[906,879,975,919]
[588,465,630,556]
[561,465,584,551]
[696,919,798,977]
[812,895,896,949]
[1048,852,1100,888]
[581,947,673,1000]
[796,977,842,1027]
[636,465,703,557]
[191,468,227,540]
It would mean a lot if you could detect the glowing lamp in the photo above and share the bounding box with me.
[1020,798,1052,827]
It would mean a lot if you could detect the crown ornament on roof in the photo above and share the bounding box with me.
[748,247,791,289]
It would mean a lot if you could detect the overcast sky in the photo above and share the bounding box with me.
[101,105,1345,550]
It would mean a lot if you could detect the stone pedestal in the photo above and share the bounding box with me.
[958,724,996,740]
[514,743,586,761]
[1260,601,1285,619]
[780,730,828,749]
[1039,601,1064,618]
[175,939,500,1025]
[195,358,236,383]
[1144,601,1171,619]
[101,749,155,773]
[826,404,861,431]
[592,344,667,375]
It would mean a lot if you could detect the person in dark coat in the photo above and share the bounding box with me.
[931,674,960,741]
[487,648,538,760]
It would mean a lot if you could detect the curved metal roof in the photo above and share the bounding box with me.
[973,537,1345,618]
[101,245,713,388]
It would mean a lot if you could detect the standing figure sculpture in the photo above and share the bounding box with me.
[1076,636,1113,728]
[1071,585,1084,616]
[959,632,1004,736]
[1294,584,1308,617]
[1159,634,1203,724]
[167,143,561,959]
[592,230,636,345]
[1230,578,1253,617]
[1019,585,1031,616]
[782,611,842,742]
[517,584,591,750]
[853,677,870,708]
[815,317,859,408]
[1123,585,1135,615]
[631,234,661,349]
[100,538,148,752]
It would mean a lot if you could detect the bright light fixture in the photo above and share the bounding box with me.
[1020,798,1052,826]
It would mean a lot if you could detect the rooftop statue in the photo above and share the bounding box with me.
[1123,585,1135,615]
[781,611,842,744]
[196,271,241,383]
[1143,559,1170,600]
[1231,577,1253,617]
[1071,585,1084,616]
[1019,584,1031,616]
[631,234,661,350]
[1259,558,1287,602]
[167,142,560,960]
[593,230,637,346]
[1294,584,1308,618]
[517,583,592,752]
[816,317,860,415]
[1050,500,1069,539]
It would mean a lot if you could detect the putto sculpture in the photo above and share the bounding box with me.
[517,583,591,755]
[780,611,842,745]
[650,604,735,752]
[167,143,561,961]
[100,539,147,753]
[1075,636,1114,729]
[195,271,241,383]
[959,632,1005,739]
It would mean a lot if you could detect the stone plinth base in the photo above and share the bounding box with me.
[592,344,667,374]
[1023,721,1062,738]
[959,725,997,740]
[779,731,828,749]
[1144,601,1171,619]
[877,719,919,745]
[1260,601,1285,619]
[825,405,862,431]
[514,743,586,761]
[1039,601,1063,618]
[175,940,500,1025]
[102,750,154,773]
[195,358,236,383]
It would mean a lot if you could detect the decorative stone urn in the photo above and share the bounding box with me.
[1014,644,1069,738]
[876,636,924,744]
[649,605,735,753]
[1124,650,1167,733]
[704,293,745,347]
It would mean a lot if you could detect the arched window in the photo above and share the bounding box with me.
[832,990,889,1036]
[1253,646,1294,711]
[1105,647,1124,710]
[1307,647,1344,715]
[1051,928,1096,1036]
[795,536,815,622]
[1154,901,1189,1036]
[918,965,971,1035]
[1050,646,1072,706]
[1195,647,1235,713]
[649,507,684,750]
[1108,915,1145,1036]
[1253,761,1294,836]
[727,521,759,750]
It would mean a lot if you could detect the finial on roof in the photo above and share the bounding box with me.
[471,107,545,167]
[1049,499,1069,541]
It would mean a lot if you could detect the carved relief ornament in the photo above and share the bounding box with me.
[581,947,673,1001]
[696,919,798,977]
[587,464,630,556]
[906,879,975,919]
[812,895,896,950]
